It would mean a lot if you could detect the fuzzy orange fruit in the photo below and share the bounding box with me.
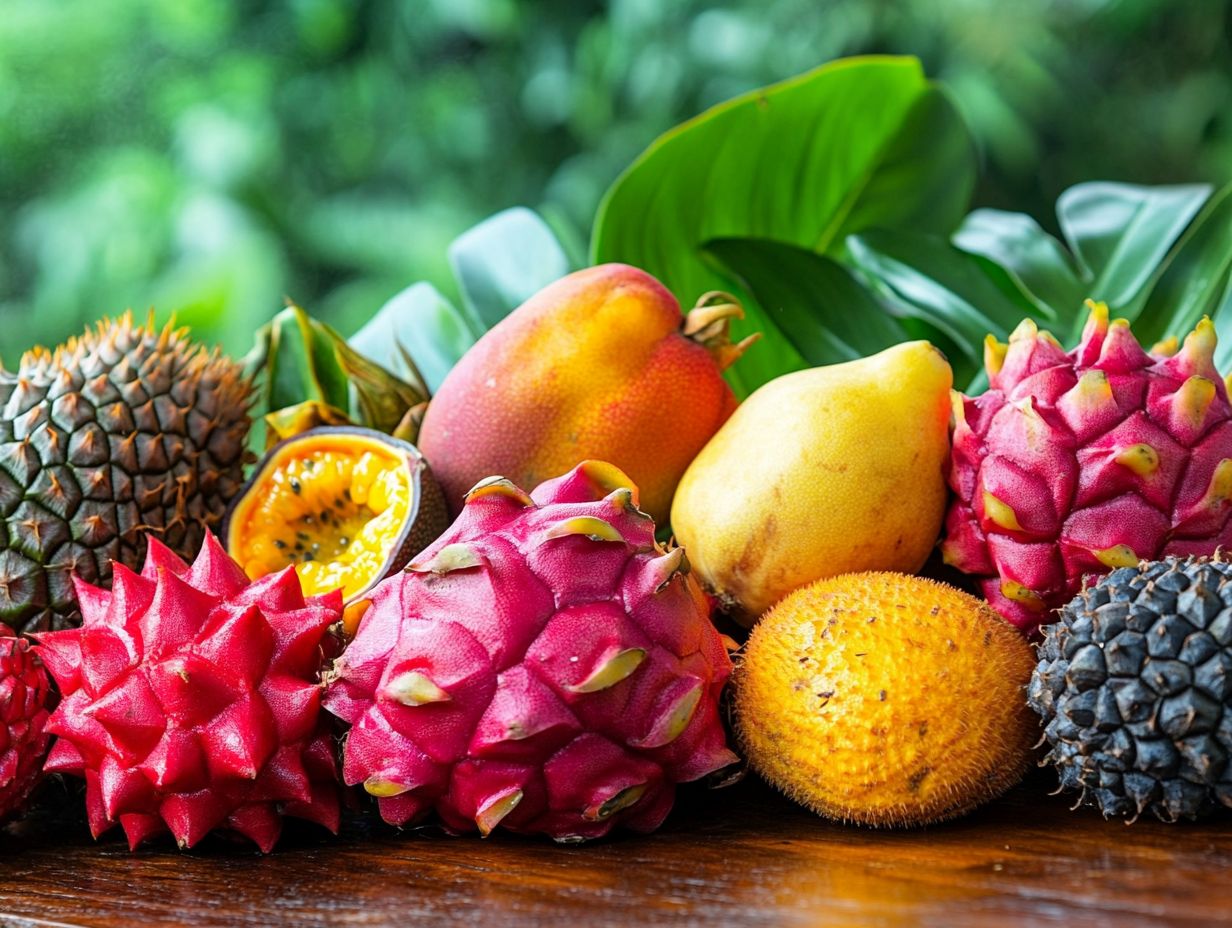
[418,264,756,522]
[735,572,1037,827]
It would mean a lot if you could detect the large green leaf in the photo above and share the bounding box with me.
[705,237,908,369]
[847,181,1222,372]
[826,85,976,259]
[448,207,570,331]
[1214,275,1232,374]
[846,230,1051,387]
[1057,182,1211,332]
[953,209,1086,313]
[1132,183,1232,348]
[592,55,976,396]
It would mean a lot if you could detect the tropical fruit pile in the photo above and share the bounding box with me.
[2,255,1232,853]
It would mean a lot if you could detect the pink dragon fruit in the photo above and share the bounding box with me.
[944,301,1232,633]
[0,632,53,821]
[36,533,342,852]
[323,460,737,842]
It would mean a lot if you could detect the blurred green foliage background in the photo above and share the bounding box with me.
[2,0,1229,363]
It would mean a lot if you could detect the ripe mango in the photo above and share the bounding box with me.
[671,341,953,625]
[418,264,755,522]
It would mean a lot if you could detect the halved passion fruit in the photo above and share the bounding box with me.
[225,427,447,617]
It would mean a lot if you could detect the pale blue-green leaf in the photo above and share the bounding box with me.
[449,207,570,331]
[349,282,477,393]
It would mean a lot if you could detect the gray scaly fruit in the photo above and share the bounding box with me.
[1029,556,1232,821]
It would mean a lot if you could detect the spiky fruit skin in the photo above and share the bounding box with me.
[1029,557,1232,822]
[35,533,341,852]
[944,306,1232,634]
[0,633,53,821]
[735,572,1037,827]
[418,264,747,524]
[323,460,738,841]
[0,314,253,632]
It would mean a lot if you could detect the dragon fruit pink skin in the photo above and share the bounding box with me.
[0,633,53,821]
[944,301,1232,634]
[323,460,738,842]
[35,533,343,852]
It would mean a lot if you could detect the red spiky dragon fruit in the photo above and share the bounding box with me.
[36,533,342,852]
[0,633,53,821]
[323,460,737,841]
[944,301,1232,633]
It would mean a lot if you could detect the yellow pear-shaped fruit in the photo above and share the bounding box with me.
[671,341,952,625]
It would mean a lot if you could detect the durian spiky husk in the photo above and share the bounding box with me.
[0,312,253,632]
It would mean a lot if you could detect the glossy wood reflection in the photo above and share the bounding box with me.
[0,773,1229,928]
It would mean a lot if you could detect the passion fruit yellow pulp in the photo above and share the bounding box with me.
[225,427,447,609]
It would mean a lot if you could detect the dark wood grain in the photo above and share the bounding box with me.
[0,771,1229,928]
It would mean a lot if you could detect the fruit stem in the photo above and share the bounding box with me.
[683,292,760,371]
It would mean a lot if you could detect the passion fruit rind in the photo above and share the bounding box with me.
[224,426,448,606]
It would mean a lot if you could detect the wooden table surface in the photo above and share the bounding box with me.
[0,770,1228,928]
